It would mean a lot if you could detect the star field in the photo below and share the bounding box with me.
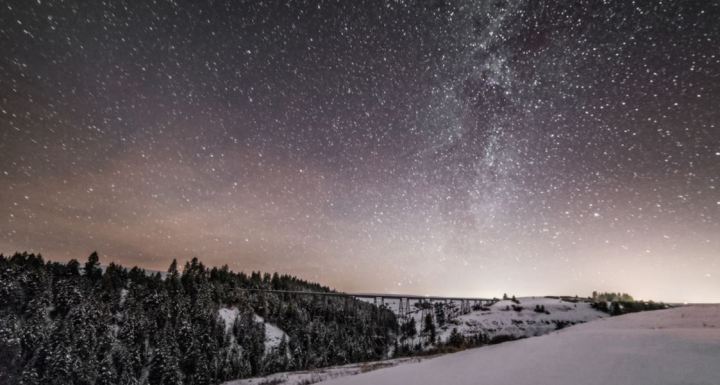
[1,1,719,302]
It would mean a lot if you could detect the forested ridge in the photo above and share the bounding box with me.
[0,252,397,385]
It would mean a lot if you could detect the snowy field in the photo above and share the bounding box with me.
[316,305,720,385]
[223,357,430,385]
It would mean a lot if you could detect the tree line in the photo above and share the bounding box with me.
[0,252,397,385]
[590,291,667,315]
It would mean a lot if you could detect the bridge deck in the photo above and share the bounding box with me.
[237,288,493,302]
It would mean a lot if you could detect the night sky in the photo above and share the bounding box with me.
[2,1,719,302]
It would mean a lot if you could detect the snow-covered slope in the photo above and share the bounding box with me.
[223,357,428,385]
[439,297,606,341]
[218,307,288,352]
[253,314,287,350]
[219,307,241,333]
[317,305,720,385]
[365,296,607,344]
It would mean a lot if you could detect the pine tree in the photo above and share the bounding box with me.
[448,327,465,348]
[96,354,118,385]
[423,313,436,344]
[149,329,184,385]
[66,259,81,276]
[435,304,446,327]
[0,314,22,384]
[166,259,182,297]
[85,252,102,282]
[277,335,290,370]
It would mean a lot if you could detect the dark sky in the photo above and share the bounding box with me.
[2,1,719,302]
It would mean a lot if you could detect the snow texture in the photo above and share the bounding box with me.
[253,314,288,350]
[439,297,606,340]
[317,305,720,385]
[218,307,240,334]
[223,357,428,385]
[218,307,288,351]
[364,296,607,343]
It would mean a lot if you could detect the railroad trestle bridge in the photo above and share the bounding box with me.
[238,288,497,318]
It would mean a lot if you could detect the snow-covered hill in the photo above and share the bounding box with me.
[223,297,610,384]
[317,305,720,385]
[363,296,607,344]
[440,297,606,340]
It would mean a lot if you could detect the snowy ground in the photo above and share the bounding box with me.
[223,357,430,385]
[316,305,720,385]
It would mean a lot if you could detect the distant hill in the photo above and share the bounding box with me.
[360,296,608,355]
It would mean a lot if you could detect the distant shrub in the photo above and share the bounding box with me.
[554,320,574,330]
[472,304,491,311]
[489,335,522,345]
[534,304,550,314]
